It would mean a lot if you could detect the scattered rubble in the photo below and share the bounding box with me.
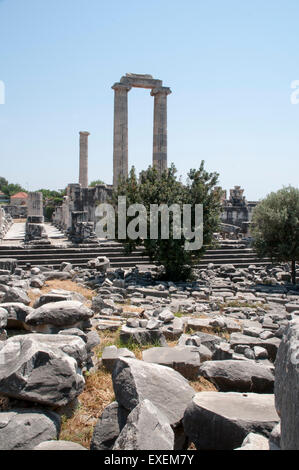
[0,257,298,450]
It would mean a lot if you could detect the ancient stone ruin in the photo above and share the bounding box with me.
[25,192,49,245]
[0,208,12,240]
[0,72,298,453]
[52,183,112,243]
[220,186,257,238]
[0,254,298,450]
[79,131,90,189]
[112,73,172,186]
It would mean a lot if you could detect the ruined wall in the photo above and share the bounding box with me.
[52,184,113,231]
[0,207,13,239]
[220,186,257,233]
[2,205,27,219]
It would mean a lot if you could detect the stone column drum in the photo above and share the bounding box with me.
[151,87,172,174]
[79,131,90,188]
[112,83,131,187]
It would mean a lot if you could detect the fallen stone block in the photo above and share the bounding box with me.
[0,409,61,450]
[87,256,110,273]
[142,346,201,380]
[112,357,194,448]
[19,333,88,367]
[33,291,85,308]
[234,432,270,450]
[274,316,299,450]
[1,287,30,306]
[90,401,129,450]
[119,325,167,347]
[25,300,93,333]
[92,295,122,315]
[285,302,299,313]
[102,345,135,372]
[183,392,279,450]
[212,342,234,361]
[161,317,184,340]
[113,399,174,450]
[230,333,280,361]
[191,331,224,353]
[198,360,274,393]
[0,308,8,329]
[269,422,281,450]
[43,271,72,281]
[34,440,87,450]
[0,334,85,407]
[0,302,33,330]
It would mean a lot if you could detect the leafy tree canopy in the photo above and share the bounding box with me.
[110,162,221,281]
[89,180,105,187]
[1,182,26,196]
[38,188,66,221]
[0,177,8,191]
[252,186,299,284]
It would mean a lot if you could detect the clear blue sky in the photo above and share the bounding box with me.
[0,0,298,200]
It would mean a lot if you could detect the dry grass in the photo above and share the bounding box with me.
[189,376,218,393]
[60,367,115,449]
[94,329,121,358]
[60,362,217,450]
[27,280,96,307]
[22,278,219,449]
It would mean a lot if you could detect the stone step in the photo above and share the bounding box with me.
[195,261,272,269]
[17,258,151,268]
[0,251,146,260]
[0,236,271,270]
[201,252,266,260]
[196,257,271,265]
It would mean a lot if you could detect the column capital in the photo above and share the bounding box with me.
[112,82,132,92]
[150,86,172,97]
[79,131,90,137]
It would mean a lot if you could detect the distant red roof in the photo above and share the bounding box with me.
[11,192,28,199]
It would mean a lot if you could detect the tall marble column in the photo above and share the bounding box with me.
[79,131,90,188]
[112,83,131,187]
[151,86,172,174]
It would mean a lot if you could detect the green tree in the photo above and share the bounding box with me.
[89,180,105,187]
[110,162,221,281]
[38,188,66,221]
[252,186,299,284]
[2,183,26,196]
[0,177,8,192]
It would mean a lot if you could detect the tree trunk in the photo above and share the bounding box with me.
[291,259,296,285]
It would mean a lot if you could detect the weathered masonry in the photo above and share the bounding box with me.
[112,73,172,186]
[219,186,257,236]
